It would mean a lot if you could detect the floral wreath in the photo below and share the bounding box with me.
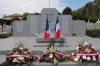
[35,44,70,64]
[6,43,34,65]
[71,41,100,64]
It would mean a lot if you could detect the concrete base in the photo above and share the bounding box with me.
[33,62,100,66]
[33,43,69,47]
[1,61,100,66]
[36,33,66,43]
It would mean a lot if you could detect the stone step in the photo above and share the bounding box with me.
[33,43,69,47]
[36,33,66,43]
[1,49,100,55]
[33,62,100,66]
[0,62,100,66]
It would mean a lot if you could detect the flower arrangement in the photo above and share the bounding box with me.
[35,44,69,64]
[6,43,34,65]
[71,41,100,64]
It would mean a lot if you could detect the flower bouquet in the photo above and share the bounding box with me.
[71,41,100,64]
[35,44,69,64]
[6,43,34,65]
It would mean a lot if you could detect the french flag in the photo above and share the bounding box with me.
[44,17,50,40]
[54,16,60,40]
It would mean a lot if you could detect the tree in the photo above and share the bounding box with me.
[62,7,72,15]
[11,17,20,22]
[58,12,61,15]
[22,12,29,20]
[72,10,84,20]
[33,12,40,15]
[0,18,4,25]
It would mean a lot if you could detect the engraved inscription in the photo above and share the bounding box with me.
[30,16,37,34]
[62,16,69,33]
[16,22,24,32]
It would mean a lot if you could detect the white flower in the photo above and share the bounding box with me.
[13,58,17,62]
[76,46,79,50]
[43,51,46,54]
[93,56,96,61]
[49,53,53,58]
[74,58,79,61]
[71,53,74,55]
[92,46,94,49]
[85,49,91,53]
[83,42,89,47]
[67,55,70,57]
[76,55,80,59]
[19,47,23,50]
[17,57,24,60]
[82,55,86,59]
[87,56,91,61]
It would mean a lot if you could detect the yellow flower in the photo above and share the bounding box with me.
[24,51,27,54]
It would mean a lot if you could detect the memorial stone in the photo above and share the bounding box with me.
[73,20,86,36]
[87,22,95,29]
[3,25,11,32]
[13,8,86,37]
[95,18,100,29]
[13,21,26,36]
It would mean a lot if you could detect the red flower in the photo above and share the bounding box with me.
[81,50,84,53]
[92,49,97,53]
[24,48,28,51]
[75,50,78,53]
[19,50,22,53]
[50,58,54,63]
[78,44,81,47]
[27,52,30,55]
[85,45,89,49]
[71,56,76,60]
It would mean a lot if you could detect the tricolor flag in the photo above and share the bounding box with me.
[54,16,60,40]
[44,17,50,40]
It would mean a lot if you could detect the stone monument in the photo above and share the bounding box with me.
[13,8,86,47]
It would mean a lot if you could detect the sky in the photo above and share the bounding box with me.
[0,0,94,18]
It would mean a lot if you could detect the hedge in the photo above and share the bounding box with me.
[86,29,100,38]
[0,32,13,38]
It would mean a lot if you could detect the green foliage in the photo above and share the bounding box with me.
[71,1,100,23]
[86,29,100,38]
[72,10,84,20]
[62,7,72,15]
[0,18,11,25]
[22,12,29,20]
[0,60,33,66]
[0,32,13,38]
[58,12,61,15]
[33,12,40,15]
[11,17,20,22]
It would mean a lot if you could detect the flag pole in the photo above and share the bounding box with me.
[49,0,51,46]
[49,0,50,8]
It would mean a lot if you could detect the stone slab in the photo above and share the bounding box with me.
[33,62,100,66]
[73,20,86,36]
[13,8,86,36]
[36,33,66,43]
[33,43,69,47]
[0,55,6,64]
[0,36,100,55]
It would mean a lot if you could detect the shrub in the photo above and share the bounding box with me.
[0,32,13,38]
[86,29,100,38]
